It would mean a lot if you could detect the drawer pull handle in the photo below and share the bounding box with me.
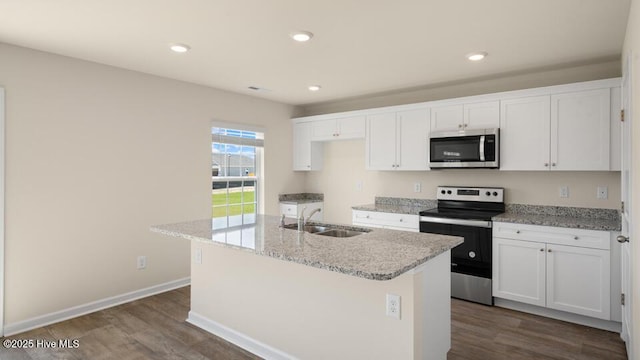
[399,218,403,222]
[573,236,579,240]
[540,248,544,252]
[548,249,552,253]
[516,230,521,234]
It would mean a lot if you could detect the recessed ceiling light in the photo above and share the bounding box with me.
[308,85,321,92]
[291,31,314,42]
[170,44,191,53]
[467,52,487,61]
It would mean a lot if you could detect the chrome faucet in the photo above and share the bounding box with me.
[306,208,322,224]
[297,206,307,231]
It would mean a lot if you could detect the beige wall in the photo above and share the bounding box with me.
[307,140,621,224]
[190,241,451,359]
[622,0,640,357]
[0,43,300,325]
[297,58,621,116]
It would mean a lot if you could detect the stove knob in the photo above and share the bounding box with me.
[447,190,452,194]
[493,191,498,196]
[468,251,476,259]
[441,190,446,195]
[485,191,491,196]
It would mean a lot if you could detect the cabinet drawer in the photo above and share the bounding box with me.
[280,204,298,218]
[352,210,419,230]
[493,222,609,250]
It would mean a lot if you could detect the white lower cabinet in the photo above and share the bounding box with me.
[493,222,611,320]
[280,202,323,221]
[352,210,419,232]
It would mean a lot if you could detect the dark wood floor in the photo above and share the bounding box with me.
[0,287,627,359]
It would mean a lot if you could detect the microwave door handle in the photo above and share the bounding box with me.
[479,135,485,161]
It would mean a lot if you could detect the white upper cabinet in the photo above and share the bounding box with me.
[311,115,365,141]
[366,108,430,170]
[431,101,499,132]
[551,89,611,171]
[501,88,613,171]
[292,78,620,172]
[500,96,551,170]
[366,113,397,170]
[292,121,322,171]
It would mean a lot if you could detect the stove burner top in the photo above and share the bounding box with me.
[419,186,506,221]
[419,207,504,221]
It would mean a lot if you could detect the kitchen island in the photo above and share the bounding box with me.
[151,215,462,360]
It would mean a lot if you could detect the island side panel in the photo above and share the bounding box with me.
[189,240,422,359]
[413,249,451,360]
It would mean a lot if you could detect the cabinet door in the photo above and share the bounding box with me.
[310,119,337,141]
[397,108,430,170]
[293,122,322,171]
[464,101,500,129]
[500,96,551,170]
[366,113,397,170]
[336,116,366,140]
[430,105,464,132]
[293,122,312,170]
[546,244,611,320]
[493,237,546,306]
[551,89,611,170]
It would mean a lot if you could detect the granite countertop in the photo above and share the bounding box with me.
[352,197,436,215]
[493,204,621,231]
[279,193,323,204]
[151,215,462,281]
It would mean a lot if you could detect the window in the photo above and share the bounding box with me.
[212,127,263,230]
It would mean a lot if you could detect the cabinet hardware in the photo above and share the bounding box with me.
[552,163,557,167]
[548,249,552,252]
[573,236,579,240]
[622,293,626,306]
[540,248,544,252]
[544,163,549,167]
[399,218,403,222]
[617,235,629,243]
[458,124,462,129]
[516,230,520,234]
[463,124,468,128]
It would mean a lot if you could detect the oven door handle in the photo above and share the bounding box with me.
[420,216,492,228]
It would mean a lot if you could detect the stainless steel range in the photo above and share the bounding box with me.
[419,186,505,305]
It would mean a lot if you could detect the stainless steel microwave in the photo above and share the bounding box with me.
[429,128,499,169]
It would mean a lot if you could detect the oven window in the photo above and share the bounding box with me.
[430,136,481,162]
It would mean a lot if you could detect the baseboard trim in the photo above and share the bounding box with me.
[4,277,190,336]
[494,298,622,332]
[187,311,296,360]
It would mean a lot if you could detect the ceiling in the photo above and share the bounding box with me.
[0,0,631,105]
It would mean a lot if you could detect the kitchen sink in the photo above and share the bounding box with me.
[282,223,369,237]
[282,224,329,233]
[315,229,365,238]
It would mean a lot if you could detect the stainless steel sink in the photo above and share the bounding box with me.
[282,224,329,233]
[283,223,369,237]
[315,229,365,238]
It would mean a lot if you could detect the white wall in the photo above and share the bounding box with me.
[0,42,301,326]
[622,0,640,356]
[307,140,620,224]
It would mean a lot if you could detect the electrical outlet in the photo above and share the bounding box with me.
[413,182,421,193]
[195,248,202,264]
[597,186,608,199]
[356,181,363,192]
[137,256,147,270]
[386,294,401,320]
[559,186,569,198]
